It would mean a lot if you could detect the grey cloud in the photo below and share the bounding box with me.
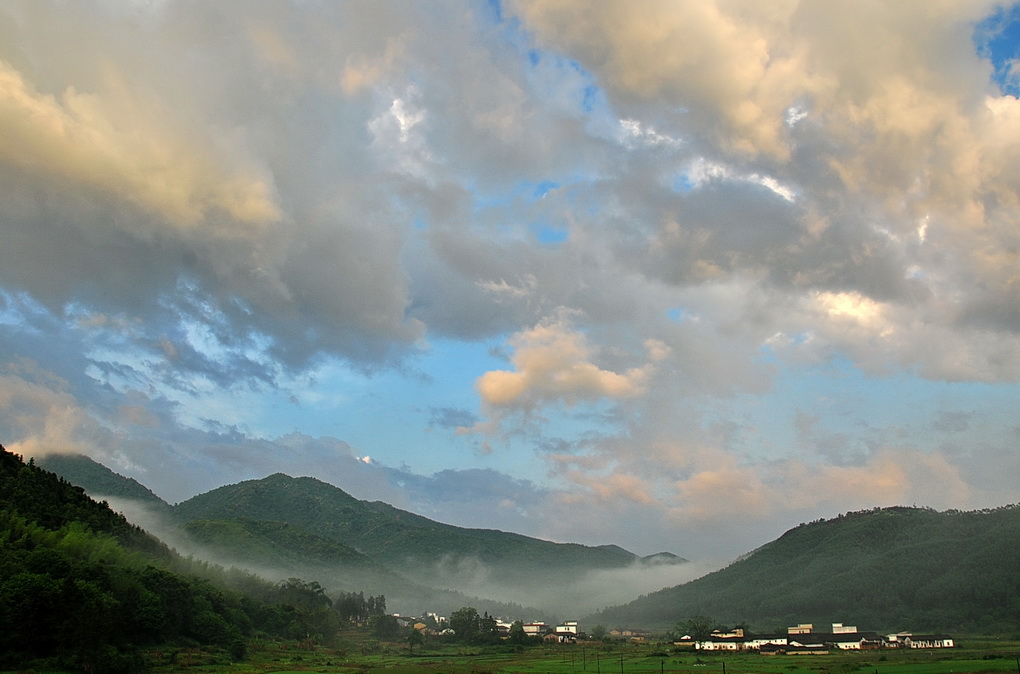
[0,1,427,374]
[934,411,972,434]
[426,406,478,430]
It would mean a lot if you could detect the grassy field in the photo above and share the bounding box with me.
[139,635,1020,674]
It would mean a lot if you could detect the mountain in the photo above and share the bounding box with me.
[36,452,173,514]
[172,472,690,616]
[174,472,681,576]
[0,447,333,672]
[640,551,685,565]
[1,450,169,558]
[181,517,380,570]
[179,516,544,619]
[41,458,683,617]
[590,505,1020,633]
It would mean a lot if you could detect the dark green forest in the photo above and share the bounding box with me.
[0,447,349,672]
[37,452,173,514]
[590,505,1020,633]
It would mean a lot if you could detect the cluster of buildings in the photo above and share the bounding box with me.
[676,622,955,654]
[393,614,583,642]
[511,620,581,643]
[391,613,956,653]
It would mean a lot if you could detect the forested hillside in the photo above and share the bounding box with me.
[170,472,679,616]
[37,452,173,513]
[174,472,676,579]
[0,447,348,672]
[182,517,542,619]
[39,455,556,618]
[591,505,1020,633]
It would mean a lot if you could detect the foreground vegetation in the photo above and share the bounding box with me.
[0,448,353,672]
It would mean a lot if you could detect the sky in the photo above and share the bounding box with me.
[1,0,1020,564]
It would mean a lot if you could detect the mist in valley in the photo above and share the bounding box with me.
[98,495,719,621]
[394,553,724,619]
[99,496,561,619]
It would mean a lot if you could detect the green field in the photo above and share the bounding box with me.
[138,636,1020,674]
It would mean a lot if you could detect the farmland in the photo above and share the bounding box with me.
[142,635,1020,674]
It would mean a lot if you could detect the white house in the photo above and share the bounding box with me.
[904,634,955,649]
[697,635,743,651]
[746,635,788,650]
[522,622,547,636]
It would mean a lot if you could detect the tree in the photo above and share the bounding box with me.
[590,623,606,640]
[335,591,386,624]
[675,615,716,649]
[407,626,425,654]
[449,606,480,641]
[372,614,402,640]
[480,611,497,636]
[274,578,337,640]
[276,578,331,614]
[508,620,527,644]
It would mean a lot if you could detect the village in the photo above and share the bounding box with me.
[389,613,956,653]
[391,614,588,643]
[673,622,956,654]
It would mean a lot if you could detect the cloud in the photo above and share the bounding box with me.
[538,439,977,559]
[427,406,478,430]
[476,316,650,407]
[1,0,1019,568]
[512,0,786,157]
[462,311,669,442]
[0,60,281,227]
[512,0,998,164]
[933,410,972,433]
[0,359,96,458]
[511,0,1020,383]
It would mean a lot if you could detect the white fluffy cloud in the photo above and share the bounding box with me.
[473,310,665,411]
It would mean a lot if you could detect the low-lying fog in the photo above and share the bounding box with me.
[404,553,724,617]
[103,496,724,619]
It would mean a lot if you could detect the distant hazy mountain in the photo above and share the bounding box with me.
[590,505,1020,633]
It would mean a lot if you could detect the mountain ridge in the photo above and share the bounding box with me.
[171,470,673,572]
[36,452,173,513]
[39,453,689,616]
[589,504,1020,632]
[50,452,1020,632]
